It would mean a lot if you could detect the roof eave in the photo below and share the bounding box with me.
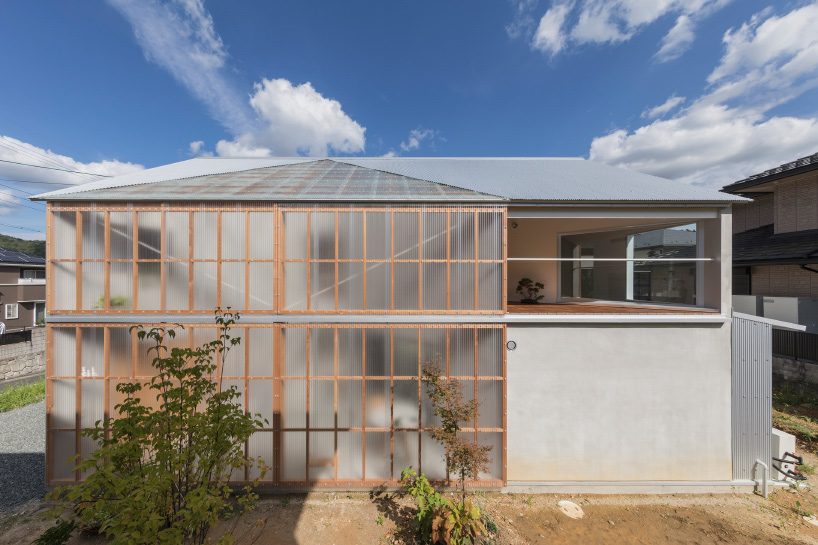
[722,161,818,193]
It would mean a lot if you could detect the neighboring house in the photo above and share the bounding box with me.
[721,152,818,333]
[35,157,761,491]
[0,247,46,329]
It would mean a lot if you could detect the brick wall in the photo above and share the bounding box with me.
[775,174,818,234]
[0,327,45,381]
[732,194,774,234]
[751,264,818,297]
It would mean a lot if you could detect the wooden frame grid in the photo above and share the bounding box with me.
[45,323,506,488]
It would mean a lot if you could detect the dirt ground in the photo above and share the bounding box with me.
[5,452,818,545]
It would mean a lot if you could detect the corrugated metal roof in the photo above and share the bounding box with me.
[43,160,499,202]
[32,157,745,203]
[0,247,45,265]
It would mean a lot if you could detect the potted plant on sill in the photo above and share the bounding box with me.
[516,277,544,304]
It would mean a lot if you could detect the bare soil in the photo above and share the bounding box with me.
[6,451,818,545]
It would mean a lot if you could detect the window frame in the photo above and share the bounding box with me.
[5,303,19,320]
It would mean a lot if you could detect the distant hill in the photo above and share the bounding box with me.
[0,233,45,258]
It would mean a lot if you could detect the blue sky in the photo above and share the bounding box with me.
[1,0,817,239]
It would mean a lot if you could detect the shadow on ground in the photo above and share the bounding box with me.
[0,452,47,517]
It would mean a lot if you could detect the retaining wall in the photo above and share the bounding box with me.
[0,327,45,381]
[772,355,818,386]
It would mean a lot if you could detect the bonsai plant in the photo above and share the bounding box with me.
[516,277,544,304]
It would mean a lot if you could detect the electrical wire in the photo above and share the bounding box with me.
[0,221,44,234]
[0,194,46,212]
[0,140,100,181]
[0,183,36,196]
[0,177,72,186]
[0,158,111,177]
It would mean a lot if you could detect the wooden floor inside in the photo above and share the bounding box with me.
[506,302,718,315]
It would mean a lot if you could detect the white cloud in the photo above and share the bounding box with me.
[0,135,143,187]
[517,0,730,61]
[381,128,441,157]
[532,2,574,55]
[641,95,686,119]
[0,189,22,216]
[590,4,818,188]
[109,0,367,157]
[188,140,213,157]
[506,0,540,39]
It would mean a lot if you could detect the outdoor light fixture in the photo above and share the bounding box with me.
[506,340,517,351]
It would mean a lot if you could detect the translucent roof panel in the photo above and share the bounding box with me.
[41,159,500,202]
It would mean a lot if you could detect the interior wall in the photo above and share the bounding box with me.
[506,322,732,482]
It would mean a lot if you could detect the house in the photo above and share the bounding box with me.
[0,247,46,329]
[34,157,762,491]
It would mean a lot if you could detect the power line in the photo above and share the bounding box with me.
[0,177,72,186]
[0,183,35,196]
[0,158,112,177]
[0,194,46,212]
[0,221,44,234]
[0,140,102,181]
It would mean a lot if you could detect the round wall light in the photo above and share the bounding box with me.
[506,340,517,351]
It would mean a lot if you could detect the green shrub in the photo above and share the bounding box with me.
[31,519,77,545]
[0,378,45,412]
[47,310,267,545]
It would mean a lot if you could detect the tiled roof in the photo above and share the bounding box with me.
[733,224,818,264]
[0,247,45,265]
[722,152,818,193]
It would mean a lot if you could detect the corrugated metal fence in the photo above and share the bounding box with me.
[732,314,772,482]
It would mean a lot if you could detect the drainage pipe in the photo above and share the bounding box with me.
[754,460,769,498]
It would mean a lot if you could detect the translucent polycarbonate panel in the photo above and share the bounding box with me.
[394,212,419,260]
[365,329,391,377]
[477,381,503,429]
[53,262,76,310]
[421,433,447,480]
[192,328,217,375]
[281,380,306,428]
[310,262,335,310]
[421,263,446,311]
[310,211,336,260]
[221,212,245,260]
[192,212,217,260]
[109,262,132,310]
[166,327,188,353]
[421,383,443,428]
[109,211,133,260]
[136,332,157,377]
[393,380,419,428]
[282,262,307,310]
[137,212,161,260]
[366,212,391,260]
[165,212,189,260]
[460,381,476,421]
[137,262,161,310]
[249,328,274,376]
[53,328,76,376]
[248,262,274,310]
[393,328,419,377]
[421,212,446,260]
[282,328,306,377]
[420,328,446,369]
[365,380,390,428]
[365,431,390,480]
[248,212,275,259]
[249,380,274,424]
[477,329,503,377]
[450,328,475,377]
[309,432,335,480]
[365,262,390,311]
[81,262,104,310]
[248,432,274,480]
[53,379,76,428]
[81,435,101,477]
[394,263,419,310]
[222,380,245,410]
[337,431,363,479]
[221,262,245,309]
[338,380,362,428]
[53,431,77,480]
[450,212,475,261]
[80,380,104,428]
[53,210,77,260]
[192,262,217,310]
[108,381,130,418]
[282,211,308,260]
[338,212,364,260]
[109,327,132,377]
[478,432,503,480]
[165,262,190,310]
[281,432,306,480]
[80,328,104,377]
[393,432,419,476]
[478,263,502,310]
[337,262,364,310]
[81,211,105,260]
[221,335,244,376]
[310,328,334,376]
[338,328,363,376]
[450,263,475,310]
[478,212,502,261]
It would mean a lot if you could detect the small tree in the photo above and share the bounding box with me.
[47,310,267,545]
[423,361,492,502]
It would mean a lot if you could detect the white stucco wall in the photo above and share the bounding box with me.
[506,322,732,482]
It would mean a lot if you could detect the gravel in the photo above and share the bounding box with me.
[0,400,47,516]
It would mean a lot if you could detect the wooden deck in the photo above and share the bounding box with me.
[506,302,718,315]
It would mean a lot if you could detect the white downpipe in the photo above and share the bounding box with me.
[754,460,769,498]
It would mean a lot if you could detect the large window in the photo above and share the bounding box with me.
[560,223,700,306]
